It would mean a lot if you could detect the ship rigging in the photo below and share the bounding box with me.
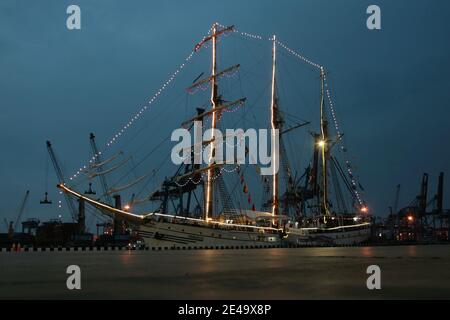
[56,23,370,247]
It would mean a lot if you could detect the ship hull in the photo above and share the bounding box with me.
[137,220,282,249]
[286,223,371,246]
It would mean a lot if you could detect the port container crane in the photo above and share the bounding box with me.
[3,218,8,232]
[13,190,30,232]
[46,140,78,221]
[89,133,112,205]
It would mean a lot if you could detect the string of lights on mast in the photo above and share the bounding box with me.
[66,22,367,212]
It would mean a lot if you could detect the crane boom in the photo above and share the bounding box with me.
[89,133,112,205]
[46,140,78,221]
[14,190,30,231]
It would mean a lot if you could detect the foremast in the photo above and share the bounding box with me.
[191,23,238,222]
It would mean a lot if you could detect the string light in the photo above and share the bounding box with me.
[68,39,208,181]
[217,23,263,40]
[322,72,364,206]
[66,22,366,210]
[173,165,239,187]
[239,31,263,40]
[265,31,365,207]
[276,40,322,70]
[187,67,240,95]
[69,28,221,181]
[219,22,322,71]
[223,103,244,114]
[271,30,365,207]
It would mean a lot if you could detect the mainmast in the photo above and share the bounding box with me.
[270,35,279,223]
[319,67,330,217]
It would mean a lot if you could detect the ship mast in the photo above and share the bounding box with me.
[204,23,219,221]
[319,67,330,218]
[187,24,241,221]
[270,35,279,224]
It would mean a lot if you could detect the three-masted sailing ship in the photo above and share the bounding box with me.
[58,23,371,248]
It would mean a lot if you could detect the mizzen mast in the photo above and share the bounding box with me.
[319,67,330,218]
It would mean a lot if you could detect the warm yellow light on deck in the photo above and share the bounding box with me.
[124,205,130,211]
[407,215,414,222]
[360,206,368,213]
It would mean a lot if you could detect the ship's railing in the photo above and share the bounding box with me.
[288,222,371,234]
[150,213,282,234]
[58,184,283,234]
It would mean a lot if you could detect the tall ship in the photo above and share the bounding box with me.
[58,23,371,248]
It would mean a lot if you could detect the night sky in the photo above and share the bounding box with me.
[1,0,449,230]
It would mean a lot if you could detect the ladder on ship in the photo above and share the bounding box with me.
[215,173,236,216]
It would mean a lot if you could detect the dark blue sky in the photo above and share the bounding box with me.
[1,0,450,230]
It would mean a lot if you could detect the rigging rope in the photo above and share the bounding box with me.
[323,73,364,206]
[89,151,123,169]
[88,156,131,178]
[68,31,212,182]
[107,170,155,194]
[66,22,366,209]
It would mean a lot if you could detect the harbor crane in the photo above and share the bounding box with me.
[13,190,30,232]
[46,140,78,221]
[3,218,8,233]
[90,133,112,205]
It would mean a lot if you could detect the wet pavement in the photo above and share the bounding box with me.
[1,245,449,299]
